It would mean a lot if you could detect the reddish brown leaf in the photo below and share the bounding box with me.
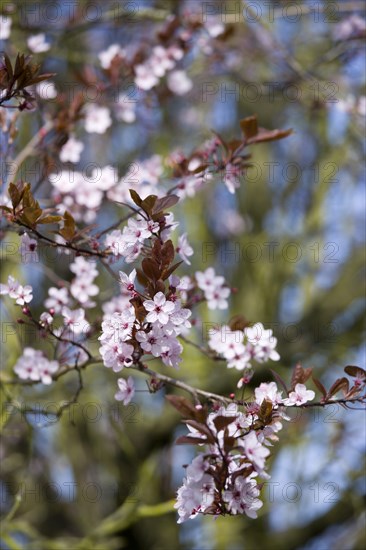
[142,258,161,281]
[213,415,236,432]
[312,377,327,399]
[152,194,179,214]
[184,420,215,443]
[344,366,366,380]
[176,435,206,445]
[229,314,249,331]
[162,261,183,281]
[129,189,142,207]
[326,377,350,399]
[165,395,198,419]
[240,115,258,139]
[270,369,289,396]
[259,399,273,422]
[247,127,293,145]
[141,195,157,215]
[290,363,304,390]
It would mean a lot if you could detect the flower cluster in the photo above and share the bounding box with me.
[14,348,59,385]
[99,280,191,375]
[105,216,159,263]
[174,400,286,523]
[195,267,231,310]
[49,166,117,222]
[69,256,99,308]
[0,276,33,306]
[208,322,280,376]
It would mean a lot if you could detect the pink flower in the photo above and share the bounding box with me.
[44,287,69,313]
[115,93,136,123]
[20,233,38,263]
[27,33,50,53]
[62,307,90,335]
[1,276,20,298]
[144,292,175,325]
[98,44,125,69]
[255,382,282,406]
[12,284,33,305]
[283,383,315,406]
[59,136,84,163]
[223,477,263,518]
[115,376,135,404]
[167,70,193,96]
[84,105,112,134]
[196,267,224,292]
[176,233,194,265]
[100,341,134,372]
[0,15,11,40]
[14,348,59,385]
[136,327,165,356]
[206,285,230,310]
[243,431,270,471]
[119,269,137,294]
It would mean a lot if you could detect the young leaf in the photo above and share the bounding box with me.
[38,215,63,224]
[165,395,198,419]
[129,189,142,207]
[162,260,183,281]
[141,195,157,216]
[59,211,76,241]
[312,377,327,399]
[176,435,207,445]
[142,258,161,281]
[290,363,304,390]
[259,399,273,423]
[240,115,258,139]
[152,194,179,214]
[161,240,175,267]
[136,268,149,287]
[8,183,21,209]
[229,314,249,331]
[270,369,289,396]
[184,420,215,443]
[326,377,350,399]
[344,366,366,380]
[213,415,236,432]
[247,127,293,145]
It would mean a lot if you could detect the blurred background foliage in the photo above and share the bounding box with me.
[1,0,365,549]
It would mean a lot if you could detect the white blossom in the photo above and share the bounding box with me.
[59,137,84,163]
[115,376,135,404]
[14,348,59,385]
[27,33,50,53]
[84,104,112,134]
[283,383,315,406]
[0,16,12,40]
